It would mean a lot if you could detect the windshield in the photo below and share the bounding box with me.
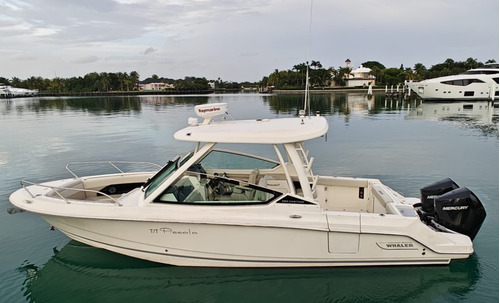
[153,171,282,205]
[144,153,193,198]
[144,149,279,200]
[199,149,279,170]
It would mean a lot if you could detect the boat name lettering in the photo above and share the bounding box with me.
[377,242,417,250]
[198,107,220,113]
[277,196,314,205]
[386,243,413,248]
[442,205,469,211]
[150,227,198,235]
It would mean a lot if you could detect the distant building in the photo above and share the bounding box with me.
[345,64,375,87]
[139,82,174,91]
[343,58,353,69]
[139,77,175,91]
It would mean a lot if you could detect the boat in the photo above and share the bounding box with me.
[9,102,487,267]
[407,63,499,101]
[0,84,38,98]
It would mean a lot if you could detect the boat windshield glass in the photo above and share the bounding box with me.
[463,70,499,75]
[144,153,192,198]
[153,171,281,205]
[441,78,485,86]
[198,149,279,170]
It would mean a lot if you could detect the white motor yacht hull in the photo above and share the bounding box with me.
[407,65,499,101]
[408,80,498,101]
[30,209,471,267]
[43,216,468,267]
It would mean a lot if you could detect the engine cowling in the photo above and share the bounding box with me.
[420,178,459,213]
[434,187,486,240]
[418,178,486,240]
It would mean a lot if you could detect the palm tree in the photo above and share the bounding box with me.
[332,67,351,86]
[310,60,322,69]
[130,71,140,90]
[84,72,99,91]
[413,63,427,80]
[10,77,22,87]
[404,68,415,80]
[116,72,128,91]
[99,72,110,92]
[464,57,480,69]
[444,58,455,68]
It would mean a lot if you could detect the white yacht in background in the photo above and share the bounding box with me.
[0,84,38,98]
[407,64,499,101]
[9,103,487,267]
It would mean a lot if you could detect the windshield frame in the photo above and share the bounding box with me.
[153,171,284,206]
[143,155,185,198]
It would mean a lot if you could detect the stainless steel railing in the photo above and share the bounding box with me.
[20,161,162,206]
[65,161,162,178]
[20,180,123,206]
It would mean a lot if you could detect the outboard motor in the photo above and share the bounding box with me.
[420,178,459,213]
[434,187,486,240]
[418,178,486,241]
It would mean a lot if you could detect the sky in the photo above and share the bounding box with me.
[0,0,498,82]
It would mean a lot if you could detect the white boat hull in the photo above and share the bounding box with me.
[407,65,499,101]
[39,213,469,267]
[408,81,498,101]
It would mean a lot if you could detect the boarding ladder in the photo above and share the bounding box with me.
[294,142,319,195]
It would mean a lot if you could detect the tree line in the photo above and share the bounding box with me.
[0,72,214,93]
[1,57,496,93]
[260,57,497,89]
[0,72,141,93]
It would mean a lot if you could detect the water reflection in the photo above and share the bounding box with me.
[140,95,210,107]
[407,101,499,136]
[1,96,142,115]
[2,94,497,135]
[19,241,480,303]
[263,93,421,119]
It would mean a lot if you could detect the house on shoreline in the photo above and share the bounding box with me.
[139,77,175,91]
[330,59,376,88]
[346,64,376,87]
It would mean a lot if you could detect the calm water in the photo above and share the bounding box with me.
[0,93,498,303]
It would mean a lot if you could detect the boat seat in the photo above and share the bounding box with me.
[47,180,87,200]
[258,175,273,187]
[231,186,255,201]
[370,185,393,212]
[248,169,260,184]
[385,203,400,215]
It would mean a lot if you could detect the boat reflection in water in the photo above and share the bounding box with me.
[264,92,421,119]
[406,101,499,136]
[19,241,480,303]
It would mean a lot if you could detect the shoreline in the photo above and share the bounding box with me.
[1,88,393,99]
[269,88,386,94]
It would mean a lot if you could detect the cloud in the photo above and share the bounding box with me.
[0,0,497,82]
[33,27,59,37]
[11,52,37,61]
[72,55,99,64]
[143,47,157,55]
[240,52,259,57]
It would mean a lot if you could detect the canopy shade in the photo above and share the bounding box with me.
[174,116,329,144]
